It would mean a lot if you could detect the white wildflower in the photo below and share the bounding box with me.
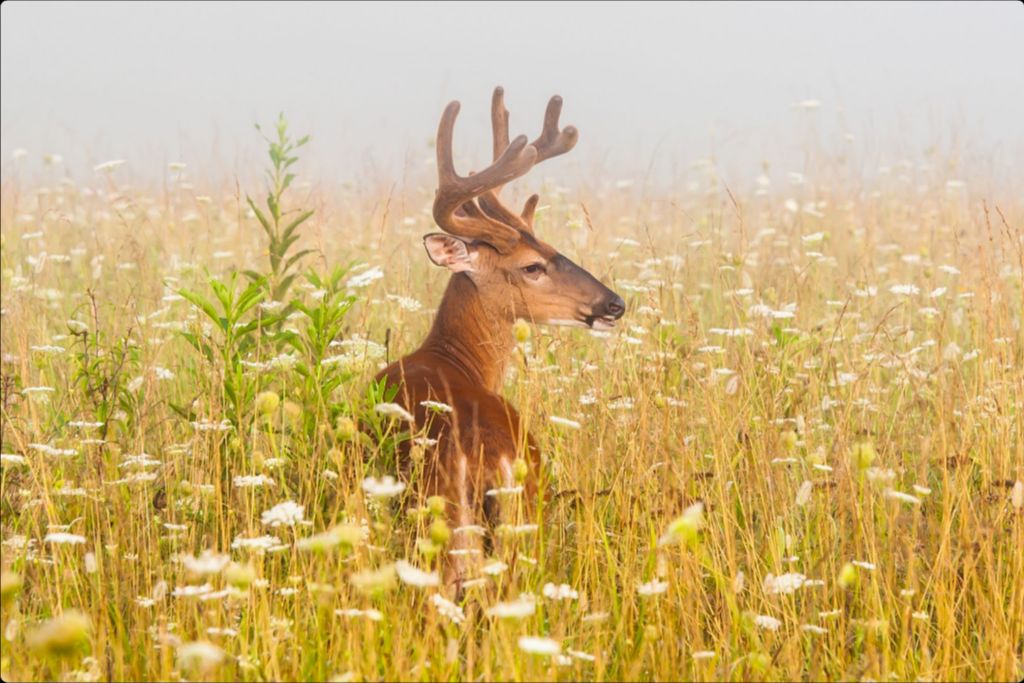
[486,595,536,619]
[889,284,920,296]
[172,583,213,598]
[568,649,597,662]
[542,583,579,601]
[180,550,230,577]
[884,489,922,506]
[395,560,440,588]
[763,572,806,595]
[374,402,414,422]
[637,579,669,596]
[481,560,508,576]
[549,415,581,429]
[176,641,225,674]
[93,160,126,173]
[431,594,465,624]
[261,501,305,528]
[518,636,561,656]
[753,614,782,631]
[335,608,383,621]
[485,485,523,498]
[29,443,77,458]
[362,475,406,499]
[233,474,276,488]
[345,266,384,289]
[45,532,86,545]
[795,480,813,507]
[386,294,423,311]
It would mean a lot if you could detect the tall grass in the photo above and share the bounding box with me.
[0,133,1021,682]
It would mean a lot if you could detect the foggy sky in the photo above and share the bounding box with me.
[2,1,1021,188]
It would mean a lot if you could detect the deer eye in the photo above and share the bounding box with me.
[521,263,546,276]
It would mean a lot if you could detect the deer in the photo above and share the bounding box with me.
[375,87,625,591]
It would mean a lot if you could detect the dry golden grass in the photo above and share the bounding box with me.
[0,147,1022,681]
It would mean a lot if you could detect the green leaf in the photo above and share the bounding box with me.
[267,192,280,223]
[208,278,234,313]
[284,249,315,273]
[278,232,302,256]
[282,210,314,241]
[272,273,299,301]
[179,331,214,362]
[247,196,274,240]
[179,288,224,331]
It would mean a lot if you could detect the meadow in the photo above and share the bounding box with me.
[0,120,1022,682]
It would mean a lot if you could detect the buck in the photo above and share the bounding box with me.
[376,87,624,588]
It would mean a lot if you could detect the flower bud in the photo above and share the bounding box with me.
[427,495,447,517]
[255,391,280,416]
[224,562,256,589]
[29,610,91,658]
[512,458,529,484]
[838,562,858,589]
[851,441,877,471]
[512,318,530,344]
[1,570,22,608]
[335,416,357,441]
[429,519,451,546]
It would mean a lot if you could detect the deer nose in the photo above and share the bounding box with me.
[602,295,626,319]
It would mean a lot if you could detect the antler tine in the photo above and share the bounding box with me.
[433,99,537,252]
[531,95,578,163]
[478,90,579,234]
[491,87,510,163]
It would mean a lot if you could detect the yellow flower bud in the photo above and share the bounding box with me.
[224,562,256,589]
[29,610,91,658]
[658,502,704,548]
[255,391,280,416]
[1,570,22,608]
[512,318,531,343]
[335,416,357,441]
[429,519,451,546]
[512,458,529,483]
[427,495,447,517]
[416,538,440,560]
[838,562,859,589]
[851,441,877,471]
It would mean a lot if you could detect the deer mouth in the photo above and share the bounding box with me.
[585,314,619,331]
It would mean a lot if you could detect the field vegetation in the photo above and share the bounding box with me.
[0,116,1022,681]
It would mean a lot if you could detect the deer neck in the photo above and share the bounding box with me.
[422,272,515,392]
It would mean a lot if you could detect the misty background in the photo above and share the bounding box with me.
[2,1,1021,190]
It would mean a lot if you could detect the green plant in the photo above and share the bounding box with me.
[178,272,284,425]
[246,113,315,301]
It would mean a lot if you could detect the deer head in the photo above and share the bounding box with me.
[424,87,625,331]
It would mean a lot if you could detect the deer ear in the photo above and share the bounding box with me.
[423,233,477,272]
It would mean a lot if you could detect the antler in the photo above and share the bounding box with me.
[433,101,537,252]
[478,87,579,234]
[433,87,579,250]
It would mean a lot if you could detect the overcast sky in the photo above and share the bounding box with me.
[2,1,1021,188]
